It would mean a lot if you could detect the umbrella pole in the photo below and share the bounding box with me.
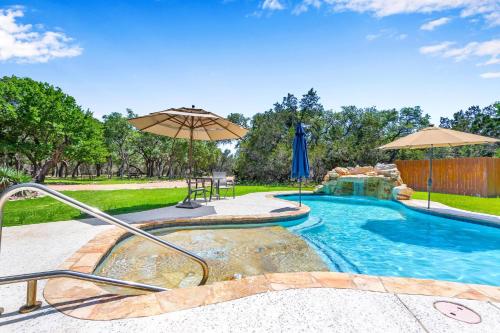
[299,177,302,207]
[177,125,201,209]
[427,146,433,209]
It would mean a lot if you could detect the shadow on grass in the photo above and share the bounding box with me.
[3,202,181,227]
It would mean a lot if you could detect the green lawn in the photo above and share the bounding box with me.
[2,185,309,227]
[413,191,499,216]
[43,176,175,185]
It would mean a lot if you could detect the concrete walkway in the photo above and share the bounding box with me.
[1,193,499,332]
[402,199,500,226]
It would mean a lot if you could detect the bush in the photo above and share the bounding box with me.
[0,167,32,191]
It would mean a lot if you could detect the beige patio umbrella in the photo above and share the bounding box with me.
[378,125,498,208]
[129,106,248,208]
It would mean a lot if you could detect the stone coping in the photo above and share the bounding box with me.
[44,193,500,321]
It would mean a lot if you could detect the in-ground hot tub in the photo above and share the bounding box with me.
[93,222,329,293]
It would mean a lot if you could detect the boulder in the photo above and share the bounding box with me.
[334,167,350,176]
[349,166,374,175]
[313,185,324,194]
[392,185,414,200]
[374,163,397,171]
[323,170,340,182]
[374,163,400,180]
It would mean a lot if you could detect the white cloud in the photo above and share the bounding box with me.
[365,33,380,41]
[262,0,285,11]
[293,0,322,15]
[366,29,408,41]
[419,41,454,54]
[420,17,451,31]
[283,1,500,26]
[478,57,500,66]
[419,39,500,64]
[480,72,500,79]
[0,7,82,63]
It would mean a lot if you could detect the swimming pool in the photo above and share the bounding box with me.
[281,195,500,286]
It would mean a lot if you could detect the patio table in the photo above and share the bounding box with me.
[192,176,221,202]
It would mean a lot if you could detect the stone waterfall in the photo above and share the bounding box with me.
[314,164,414,200]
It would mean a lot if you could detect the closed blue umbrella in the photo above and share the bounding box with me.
[291,122,310,206]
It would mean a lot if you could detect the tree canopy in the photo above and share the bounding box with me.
[1,76,498,183]
[0,76,107,182]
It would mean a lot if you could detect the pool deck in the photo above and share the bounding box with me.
[401,199,500,227]
[1,192,499,332]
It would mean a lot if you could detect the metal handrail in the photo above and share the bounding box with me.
[0,270,167,292]
[0,183,209,286]
[0,183,210,314]
[0,270,167,314]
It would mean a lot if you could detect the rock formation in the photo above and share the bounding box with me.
[315,163,413,200]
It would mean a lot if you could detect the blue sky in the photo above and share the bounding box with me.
[1,0,499,124]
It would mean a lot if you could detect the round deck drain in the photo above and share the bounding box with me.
[433,301,481,324]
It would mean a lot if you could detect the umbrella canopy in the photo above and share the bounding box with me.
[128,106,248,208]
[378,126,498,150]
[291,122,310,206]
[378,125,498,209]
[291,123,310,179]
[128,107,247,141]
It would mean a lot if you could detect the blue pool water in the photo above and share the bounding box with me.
[280,195,500,286]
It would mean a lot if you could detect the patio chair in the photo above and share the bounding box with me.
[189,178,208,205]
[212,171,236,200]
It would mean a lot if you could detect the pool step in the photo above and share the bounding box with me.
[288,217,324,233]
[300,235,361,274]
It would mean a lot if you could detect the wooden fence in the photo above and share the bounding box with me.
[395,157,499,197]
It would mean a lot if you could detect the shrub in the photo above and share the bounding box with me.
[0,167,32,191]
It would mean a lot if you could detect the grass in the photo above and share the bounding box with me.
[413,191,500,216]
[43,176,176,185]
[2,185,311,227]
[4,186,496,227]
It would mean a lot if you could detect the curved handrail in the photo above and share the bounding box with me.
[0,183,209,286]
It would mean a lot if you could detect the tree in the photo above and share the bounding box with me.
[227,113,250,129]
[234,89,432,183]
[0,76,107,182]
[103,110,136,177]
[439,103,499,157]
[65,117,108,178]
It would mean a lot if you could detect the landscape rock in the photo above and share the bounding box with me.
[349,166,374,175]
[334,167,350,176]
[392,185,414,200]
[318,163,413,200]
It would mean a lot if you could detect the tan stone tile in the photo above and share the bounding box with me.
[265,272,321,291]
[468,284,500,302]
[77,244,110,253]
[91,293,161,320]
[69,265,94,273]
[155,287,209,312]
[351,274,386,292]
[65,303,98,319]
[73,252,103,268]
[45,279,105,300]
[380,277,478,298]
[453,289,490,301]
[204,275,271,304]
[310,272,356,289]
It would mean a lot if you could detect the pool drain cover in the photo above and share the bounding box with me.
[433,301,481,324]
